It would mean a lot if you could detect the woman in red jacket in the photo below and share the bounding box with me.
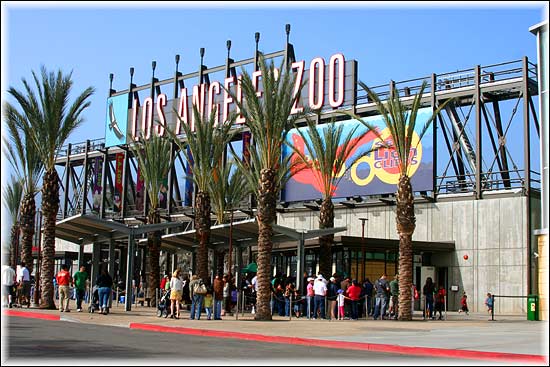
[346,279,362,320]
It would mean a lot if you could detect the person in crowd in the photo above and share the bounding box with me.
[169,269,183,319]
[434,284,446,320]
[55,264,72,312]
[373,274,390,320]
[340,276,351,318]
[284,282,295,317]
[2,263,16,308]
[313,274,327,319]
[346,279,362,320]
[485,292,494,318]
[204,285,214,320]
[160,273,169,291]
[363,278,374,317]
[293,287,303,318]
[423,277,436,319]
[189,274,206,320]
[182,273,191,311]
[222,274,232,315]
[16,262,31,308]
[458,291,469,315]
[306,277,315,319]
[213,273,224,320]
[72,265,88,312]
[336,289,348,320]
[96,267,113,315]
[389,274,399,320]
[327,276,339,320]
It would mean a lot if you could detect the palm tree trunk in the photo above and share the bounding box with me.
[318,198,334,279]
[398,233,413,320]
[19,193,36,274]
[195,190,211,281]
[395,175,416,321]
[10,224,20,268]
[147,209,161,307]
[40,168,60,309]
[255,168,277,321]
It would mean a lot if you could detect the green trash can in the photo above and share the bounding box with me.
[527,294,539,321]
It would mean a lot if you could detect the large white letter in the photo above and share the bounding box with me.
[328,53,345,108]
[309,57,325,110]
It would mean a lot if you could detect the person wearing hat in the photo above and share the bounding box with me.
[327,276,339,320]
[306,277,315,319]
[313,274,328,319]
[336,289,349,320]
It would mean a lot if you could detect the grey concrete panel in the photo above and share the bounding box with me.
[498,265,526,313]
[500,248,526,267]
[499,197,525,249]
[414,205,429,241]
[430,202,454,242]
[452,200,475,251]
[477,199,501,250]
[477,249,501,267]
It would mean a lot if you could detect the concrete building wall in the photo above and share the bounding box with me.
[278,194,531,314]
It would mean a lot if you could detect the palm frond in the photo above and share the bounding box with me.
[2,175,24,222]
[8,66,95,169]
[128,132,172,211]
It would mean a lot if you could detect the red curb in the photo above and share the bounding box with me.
[129,323,548,364]
[3,309,60,321]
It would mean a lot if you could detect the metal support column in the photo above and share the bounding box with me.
[78,244,85,268]
[81,140,90,214]
[296,233,305,292]
[125,233,135,311]
[91,242,101,289]
[108,239,115,279]
[475,65,482,199]
[62,144,72,218]
[522,56,532,294]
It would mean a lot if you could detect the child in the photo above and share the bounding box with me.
[458,291,469,315]
[204,287,213,320]
[485,292,493,316]
[336,289,348,320]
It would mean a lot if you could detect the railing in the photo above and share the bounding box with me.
[489,295,529,321]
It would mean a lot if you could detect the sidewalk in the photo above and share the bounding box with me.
[3,303,548,364]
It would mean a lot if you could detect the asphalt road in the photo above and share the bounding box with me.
[2,317,516,365]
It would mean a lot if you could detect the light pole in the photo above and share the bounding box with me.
[359,217,368,279]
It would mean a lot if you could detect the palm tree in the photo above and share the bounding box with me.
[225,54,307,320]
[8,66,94,309]
[128,132,172,307]
[286,118,376,278]
[4,103,44,274]
[2,176,24,268]
[210,159,252,277]
[166,105,236,281]
[348,80,451,320]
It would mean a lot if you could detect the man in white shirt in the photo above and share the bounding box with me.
[16,262,31,308]
[313,274,328,319]
[2,264,16,308]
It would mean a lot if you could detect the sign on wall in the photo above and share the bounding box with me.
[281,107,434,202]
[105,93,130,147]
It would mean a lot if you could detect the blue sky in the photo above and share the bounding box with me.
[1,2,548,242]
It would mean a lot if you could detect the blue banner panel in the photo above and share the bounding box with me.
[282,108,434,202]
[105,94,129,147]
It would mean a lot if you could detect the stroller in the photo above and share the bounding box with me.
[88,286,100,313]
[157,288,170,318]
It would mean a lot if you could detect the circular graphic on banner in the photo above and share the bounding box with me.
[371,128,423,185]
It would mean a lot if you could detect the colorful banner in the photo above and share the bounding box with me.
[92,157,104,212]
[282,108,434,202]
[105,93,129,148]
[114,152,125,212]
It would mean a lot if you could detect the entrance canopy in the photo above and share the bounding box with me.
[154,218,348,252]
[56,214,185,245]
